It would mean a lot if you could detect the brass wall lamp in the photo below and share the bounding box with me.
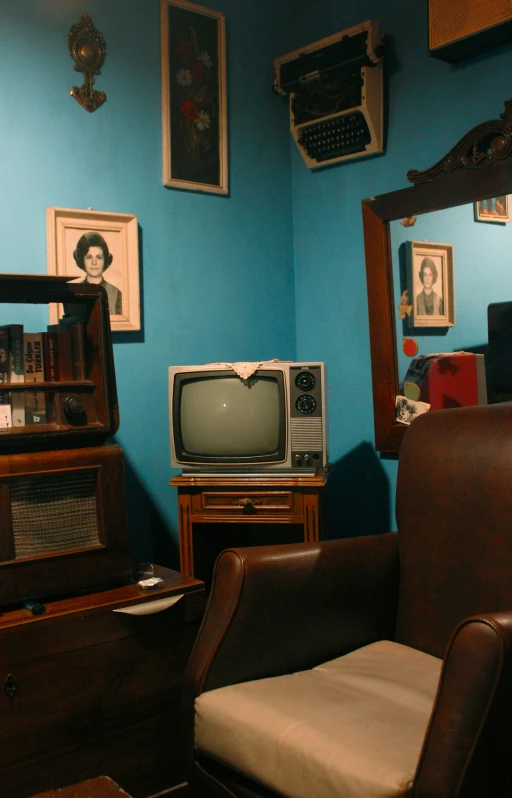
[68,12,107,113]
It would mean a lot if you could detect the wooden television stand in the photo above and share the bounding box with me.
[170,471,328,589]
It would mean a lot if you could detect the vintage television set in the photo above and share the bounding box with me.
[169,362,327,473]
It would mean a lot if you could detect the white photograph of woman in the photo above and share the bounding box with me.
[73,231,122,315]
[47,207,140,332]
[406,240,455,328]
[416,256,443,317]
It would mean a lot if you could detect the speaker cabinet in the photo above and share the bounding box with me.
[0,444,132,607]
[429,0,512,62]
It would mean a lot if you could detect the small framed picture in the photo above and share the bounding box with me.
[46,207,141,332]
[474,195,510,223]
[406,240,455,328]
[160,0,228,195]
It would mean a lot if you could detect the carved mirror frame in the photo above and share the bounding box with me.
[363,100,512,453]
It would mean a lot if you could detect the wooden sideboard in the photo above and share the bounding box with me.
[170,472,328,589]
[0,567,205,798]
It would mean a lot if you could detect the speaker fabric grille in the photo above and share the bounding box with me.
[290,417,323,450]
[430,0,512,49]
[11,470,100,558]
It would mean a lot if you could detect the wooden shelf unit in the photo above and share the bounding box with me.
[0,274,118,451]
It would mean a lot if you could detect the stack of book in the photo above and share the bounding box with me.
[0,318,86,429]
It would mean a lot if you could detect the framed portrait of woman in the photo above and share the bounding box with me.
[406,240,455,328]
[46,207,140,332]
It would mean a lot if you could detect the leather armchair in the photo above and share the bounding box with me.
[184,402,512,798]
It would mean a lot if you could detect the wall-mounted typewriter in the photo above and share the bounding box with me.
[274,20,385,169]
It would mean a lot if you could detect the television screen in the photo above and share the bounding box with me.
[180,375,281,456]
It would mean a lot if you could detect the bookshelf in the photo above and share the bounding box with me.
[0,274,118,451]
[0,274,206,797]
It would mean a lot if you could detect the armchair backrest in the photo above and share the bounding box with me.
[395,402,512,658]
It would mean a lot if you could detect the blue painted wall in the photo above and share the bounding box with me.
[0,0,295,566]
[288,0,512,535]
[3,0,512,561]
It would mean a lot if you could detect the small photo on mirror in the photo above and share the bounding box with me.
[406,240,455,328]
[474,195,510,224]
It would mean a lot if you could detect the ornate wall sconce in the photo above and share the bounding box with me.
[68,13,107,113]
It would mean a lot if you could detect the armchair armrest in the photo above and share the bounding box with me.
[413,611,512,798]
[186,533,399,696]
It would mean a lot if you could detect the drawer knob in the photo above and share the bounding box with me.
[232,497,263,509]
[5,673,17,698]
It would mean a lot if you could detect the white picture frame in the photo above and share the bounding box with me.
[46,207,140,332]
[406,240,455,328]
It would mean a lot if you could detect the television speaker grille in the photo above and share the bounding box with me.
[290,417,323,450]
[429,0,512,50]
[11,470,100,558]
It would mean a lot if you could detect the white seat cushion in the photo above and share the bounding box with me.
[195,640,442,798]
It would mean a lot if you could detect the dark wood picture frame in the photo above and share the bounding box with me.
[362,99,512,454]
[160,0,228,195]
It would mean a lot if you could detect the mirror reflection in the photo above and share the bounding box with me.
[391,196,512,412]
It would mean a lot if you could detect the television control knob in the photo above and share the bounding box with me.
[295,371,316,391]
[304,454,311,465]
[294,454,302,465]
[296,394,316,415]
[63,395,85,419]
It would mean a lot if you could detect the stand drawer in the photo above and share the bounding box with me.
[191,489,303,516]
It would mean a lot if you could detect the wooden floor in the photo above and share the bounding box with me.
[30,778,191,798]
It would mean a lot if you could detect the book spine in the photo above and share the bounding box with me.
[24,333,46,425]
[70,322,87,380]
[0,404,12,429]
[0,327,10,425]
[42,331,58,424]
[42,332,58,382]
[55,331,74,381]
[7,324,25,427]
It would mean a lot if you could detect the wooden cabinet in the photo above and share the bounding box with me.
[0,276,205,798]
[171,473,327,589]
[0,568,205,798]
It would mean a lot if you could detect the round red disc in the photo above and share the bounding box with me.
[402,337,418,358]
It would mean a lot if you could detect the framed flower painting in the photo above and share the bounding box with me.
[161,0,228,194]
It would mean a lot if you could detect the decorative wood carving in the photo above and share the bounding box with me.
[68,13,107,113]
[407,99,512,185]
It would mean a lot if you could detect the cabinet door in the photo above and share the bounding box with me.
[0,619,200,798]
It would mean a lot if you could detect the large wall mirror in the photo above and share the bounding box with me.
[363,100,512,453]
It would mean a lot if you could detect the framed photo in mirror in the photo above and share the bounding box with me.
[406,240,455,328]
[474,195,510,223]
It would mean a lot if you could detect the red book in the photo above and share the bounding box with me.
[70,322,86,381]
[55,332,73,381]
